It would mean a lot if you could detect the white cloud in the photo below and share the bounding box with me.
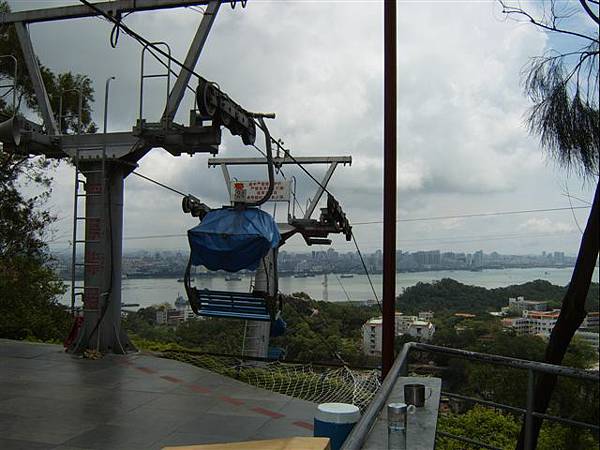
[8,0,595,255]
[519,217,577,234]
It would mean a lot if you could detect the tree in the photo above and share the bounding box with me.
[499,2,599,447]
[0,1,96,341]
[0,1,97,133]
[437,405,597,450]
[0,133,70,341]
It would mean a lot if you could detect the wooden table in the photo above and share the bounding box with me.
[163,436,331,450]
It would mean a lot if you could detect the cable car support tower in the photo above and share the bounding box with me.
[0,0,354,356]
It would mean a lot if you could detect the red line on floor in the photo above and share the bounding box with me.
[252,407,285,419]
[160,375,183,383]
[292,421,314,431]
[188,384,212,394]
[135,366,157,374]
[219,395,245,406]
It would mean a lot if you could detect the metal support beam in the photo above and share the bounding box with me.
[524,369,535,450]
[208,156,352,166]
[382,0,397,378]
[1,0,220,24]
[303,162,337,219]
[14,22,59,136]
[61,132,140,159]
[162,0,221,122]
[219,163,231,197]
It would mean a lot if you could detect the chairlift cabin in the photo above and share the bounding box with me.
[183,126,352,344]
[184,207,281,322]
[182,118,284,325]
[184,153,352,357]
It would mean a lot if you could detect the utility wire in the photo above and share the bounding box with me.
[561,192,592,206]
[77,0,585,308]
[351,233,381,312]
[351,206,591,226]
[67,169,593,248]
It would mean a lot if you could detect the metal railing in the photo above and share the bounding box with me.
[341,342,599,450]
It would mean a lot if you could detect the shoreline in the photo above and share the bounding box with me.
[61,264,588,282]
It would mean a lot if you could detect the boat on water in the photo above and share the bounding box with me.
[225,274,242,281]
[340,274,354,279]
[294,273,310,278]
[174,294,187,308]
[177,277,194,282]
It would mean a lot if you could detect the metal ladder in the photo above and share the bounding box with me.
[69,148,106,316]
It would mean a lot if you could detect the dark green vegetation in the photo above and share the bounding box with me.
[437,406,597,450]
[421,289,599,449]
[124,293,380,366]
[399,278,599,315]
[125,279,599,367]
[0,0,95,342]
[408,285,599,449]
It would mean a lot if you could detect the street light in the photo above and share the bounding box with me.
[103,76,115,134]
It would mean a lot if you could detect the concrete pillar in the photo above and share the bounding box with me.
[245,248,277,359]
[70,161,133,354]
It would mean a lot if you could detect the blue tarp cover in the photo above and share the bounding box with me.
[188,208,280,272]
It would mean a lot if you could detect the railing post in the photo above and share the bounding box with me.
[399,343,410,376]
[525,369,535,450]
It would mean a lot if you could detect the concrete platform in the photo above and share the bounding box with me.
[0,339,317,450]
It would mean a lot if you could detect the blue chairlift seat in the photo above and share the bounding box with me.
[188,288,271,321]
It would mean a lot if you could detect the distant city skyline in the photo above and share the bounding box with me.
[51,247,587,282]
[51,246,582,259]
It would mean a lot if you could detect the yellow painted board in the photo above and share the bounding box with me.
[162,436,331,450]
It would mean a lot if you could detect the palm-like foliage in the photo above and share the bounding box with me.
[525,48,599,177]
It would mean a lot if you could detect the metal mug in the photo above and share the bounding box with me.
[403,383,432,407]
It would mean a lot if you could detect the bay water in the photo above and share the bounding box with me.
[59,267,599,309]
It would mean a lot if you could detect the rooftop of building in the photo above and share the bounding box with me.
[525,310,561,319]
[410,320,433,327]
[520,300,547,305]
[365,317,383,325]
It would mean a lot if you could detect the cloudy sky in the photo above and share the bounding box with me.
[9,0,598,255]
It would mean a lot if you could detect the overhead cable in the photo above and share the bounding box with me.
[351,233,382,312]
[131,171,187,197]
[352,206,591,226]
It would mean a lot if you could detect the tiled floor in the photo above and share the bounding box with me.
[0,339,316,449]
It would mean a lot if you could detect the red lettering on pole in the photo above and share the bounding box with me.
[84,287,99,309]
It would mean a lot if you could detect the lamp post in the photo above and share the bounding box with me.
[103,76,115,134]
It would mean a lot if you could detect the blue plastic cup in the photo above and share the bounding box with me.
[314,402,361,450]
